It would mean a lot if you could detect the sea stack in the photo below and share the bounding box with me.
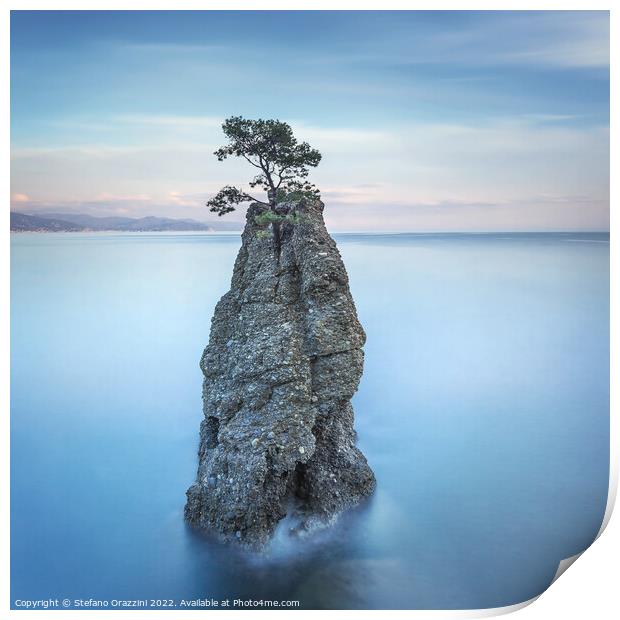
[185,197,375,548]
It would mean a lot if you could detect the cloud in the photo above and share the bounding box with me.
[11,193,30,203]
[168,191,203,207]
[493,11,609,69]
[14,194,211,220]
[113,115,222,128]
[322,196,609,233]
[519,114,582,123]
[10,114,608,230]
[94,192,152,202]
[118,42,229,55]
[305,11,608,71]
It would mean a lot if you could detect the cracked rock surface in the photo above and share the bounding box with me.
[185,198,375,549]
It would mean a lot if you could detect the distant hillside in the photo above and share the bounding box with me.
[11,212,85,232]
[10,212,227,232]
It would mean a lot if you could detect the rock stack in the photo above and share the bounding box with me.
[185,198,375,548]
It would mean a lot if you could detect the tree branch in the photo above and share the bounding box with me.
[241,154,262,169]
[242,192,270,206]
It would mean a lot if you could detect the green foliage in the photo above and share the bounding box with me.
[275,188,321,204]
[254,210,284,226]
[283,212,304,225]
[206,185,255,216]
[254,209,305,228]
[206,116,322,216]
[256,229,273,240]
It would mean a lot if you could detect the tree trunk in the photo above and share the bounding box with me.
[267,188,276,210]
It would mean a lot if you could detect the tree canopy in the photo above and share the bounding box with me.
[206,117,322,216]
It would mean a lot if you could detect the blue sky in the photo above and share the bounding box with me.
[10,10,609,231]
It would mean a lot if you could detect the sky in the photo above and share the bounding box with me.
[10,10,610,231]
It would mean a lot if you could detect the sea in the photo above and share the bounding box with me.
[10,231,610,610]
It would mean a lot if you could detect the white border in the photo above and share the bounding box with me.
[2,1,616,618]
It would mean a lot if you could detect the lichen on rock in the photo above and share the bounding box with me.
[185,197,375,549]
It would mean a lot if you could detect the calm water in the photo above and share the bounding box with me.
[11,232,609,610]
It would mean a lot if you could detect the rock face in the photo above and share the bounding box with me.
[185,198,375,548]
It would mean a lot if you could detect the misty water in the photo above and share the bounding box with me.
[11,231,609,610]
